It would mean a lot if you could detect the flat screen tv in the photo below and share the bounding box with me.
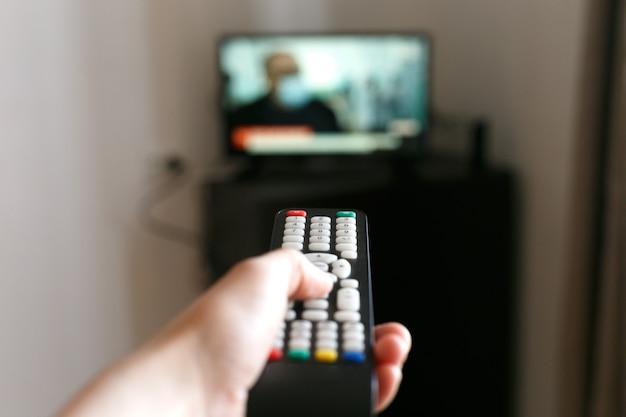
[217,31,432,163]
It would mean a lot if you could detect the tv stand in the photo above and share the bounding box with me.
[233,153,425,180]
[202,154,518,417]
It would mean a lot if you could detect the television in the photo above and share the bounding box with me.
[217,31,432,166]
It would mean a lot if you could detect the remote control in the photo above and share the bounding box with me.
[247,208,377,417]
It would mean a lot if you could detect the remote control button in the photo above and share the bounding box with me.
[317,320,338,330]
[283,235,304,243]
[316,339,338,350]
[343,330,365,342]
[334,311,361,322]
[290,324,311,335]
[340,278,359,288]
[290,329,312,341]
[336,230,357,238]
[337,288,360,311]
[316,329,338,340]
[285,309,296,321]
[309,229,331,237]
[336,217,357,225]
[289,338,311,350]
[341,250,358,259]
[284,228,305,236]
[343,340,365,352]
[286,210,307,217]
[303,299,329,309]
[310,222,331,230]
[302,309,329,321]
[285,216,306,223]
[285,222,305,229]
[331,259,351,278]
[342,351,366,363]
[305,253,338,263]
[335,243,357,253]
[268,349,283,361]
[308,242,331,251]
[291,320,312,330]
[310,216,331,223]
[336,223,357,231]
[315,349,338,363]
[309,235,330,243]
[336,236,357,244]
[287,350,310,361]
[343,322,364,332]
[336,211,356,218]
[282,242,303,250]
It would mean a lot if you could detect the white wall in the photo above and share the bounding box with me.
[0,1,587,416]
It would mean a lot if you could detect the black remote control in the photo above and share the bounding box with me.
[247,208,377,417]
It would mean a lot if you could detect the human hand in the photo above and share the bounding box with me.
[56,248,411,417]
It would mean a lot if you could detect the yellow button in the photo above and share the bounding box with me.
[315,349,338,363]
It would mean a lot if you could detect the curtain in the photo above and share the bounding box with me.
[560,0,626,416]
[588,2,626,414]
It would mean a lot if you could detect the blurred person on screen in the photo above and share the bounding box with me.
[229,52,342,134]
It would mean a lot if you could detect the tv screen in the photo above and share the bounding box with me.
[217,31,432,158]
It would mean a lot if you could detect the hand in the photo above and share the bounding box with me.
[56,248,412,417]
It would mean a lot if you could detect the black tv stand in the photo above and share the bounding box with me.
[202,154,518,417]
[232,153,428,180]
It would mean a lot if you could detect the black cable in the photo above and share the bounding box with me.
[136,155,204,249]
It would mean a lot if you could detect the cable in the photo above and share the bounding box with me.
[136,155,204,250]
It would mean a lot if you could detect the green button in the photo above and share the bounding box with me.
[336,211,356,218]
[288,350,310,361]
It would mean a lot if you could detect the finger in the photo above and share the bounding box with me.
[374,322,412,345]
[373,323,412,413]
[375,363,403,413]
[374,322,412,364]
[267,247,335,300]
[212,247,334,305]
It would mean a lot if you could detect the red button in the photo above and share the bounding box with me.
[286,210,306,217]
[268,349,283,361]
